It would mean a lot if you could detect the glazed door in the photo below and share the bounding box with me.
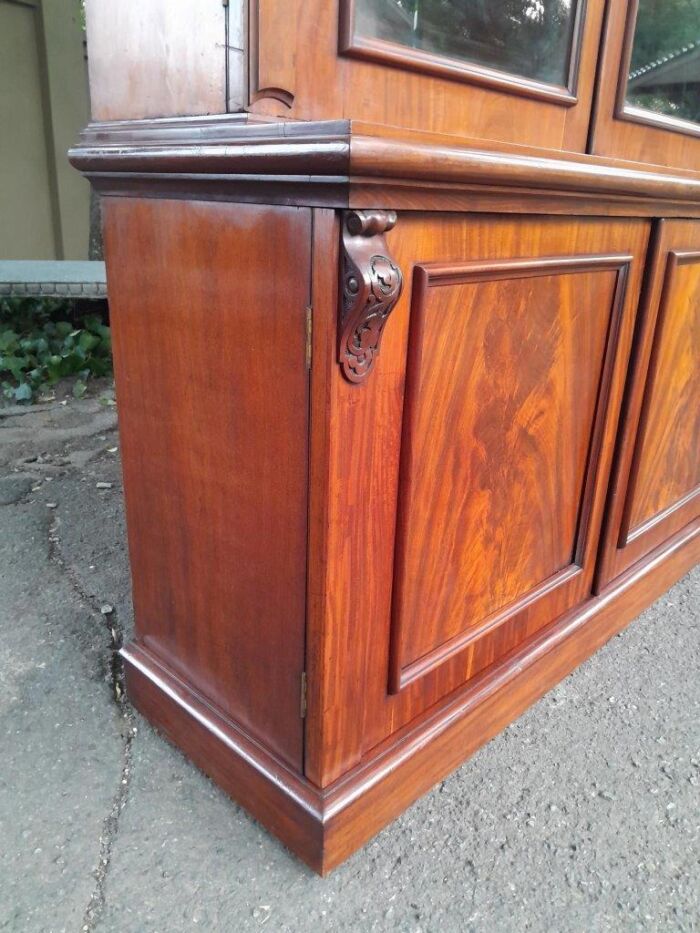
[590,0,700,171]
[597,219,700,589]
[310,212,650,784]
[251,0,606,152]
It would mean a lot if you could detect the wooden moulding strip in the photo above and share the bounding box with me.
[121,643,327,872]
[350,136,700,203]
[122,522,698,875]
[68,117,700,206]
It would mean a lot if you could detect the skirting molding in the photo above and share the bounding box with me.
[122,520,699,875]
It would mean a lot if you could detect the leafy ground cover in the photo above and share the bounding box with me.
[0,298,111,403]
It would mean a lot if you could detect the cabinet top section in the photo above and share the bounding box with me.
[71,115,700,218]
[84,0,700,175]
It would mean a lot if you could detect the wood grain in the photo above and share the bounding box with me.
[590,0,700,171]
[84,0,227,121]
[306,213,650,786]
[69,118,700,214]
[250,0,606,153]
[598,220,700,588]
[124,523,700,874]
[122,642,325,872]
[103,198,311,770]
[249,0,295,108]
[390,255,628,691]
[304,210,341,788]
[321,521,700,873]
[78,0,700,876]
[624,255,700,537]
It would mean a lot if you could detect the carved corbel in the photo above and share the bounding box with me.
[339,210,403,383]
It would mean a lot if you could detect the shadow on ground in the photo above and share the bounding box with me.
[1,391,698,932]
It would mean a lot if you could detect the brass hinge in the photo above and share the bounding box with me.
[300,671,307,719]
[305,306,313,370]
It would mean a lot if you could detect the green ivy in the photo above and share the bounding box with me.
[0,298,112,403]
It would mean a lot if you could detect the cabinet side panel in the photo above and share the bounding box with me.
[102,198,310,771]
[85,0,227,121]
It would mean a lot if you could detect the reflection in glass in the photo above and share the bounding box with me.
[353,0,578,87]
[626,0,700,126]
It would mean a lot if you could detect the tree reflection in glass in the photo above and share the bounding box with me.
[626,0,700,127]
[353,0,578,87]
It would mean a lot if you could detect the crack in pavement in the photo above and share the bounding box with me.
[80,727,135,933]
[47,511,137,932]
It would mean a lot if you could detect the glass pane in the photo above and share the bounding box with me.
[626,0,700,126]
[353,0,579,87]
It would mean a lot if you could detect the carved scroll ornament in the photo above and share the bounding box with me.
[339,210,403,383]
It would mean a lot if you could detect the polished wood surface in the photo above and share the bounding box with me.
[251,0,606,152]
[320,521,699,873]
[84,0,227,121]
[390,254,628,692]
[624,256,700,534]
[598,220,700,588]
[122,642,324,871]
[69,117,700,218]
[590,0,700,171]
[124,523,700,875]
[304,209,341,789]
[103,198,311,769]
[77,0,700,876]
[306,213,650,786]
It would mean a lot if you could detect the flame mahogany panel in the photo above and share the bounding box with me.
[598,219,700,588]
[102,198,311,770]
[306,213,651,785]
[389,255,629,692]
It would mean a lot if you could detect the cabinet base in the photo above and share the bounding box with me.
[122,522,698,875]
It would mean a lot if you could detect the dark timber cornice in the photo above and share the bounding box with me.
[69,114,700,215]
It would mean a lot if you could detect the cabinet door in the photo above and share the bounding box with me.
[597,220,700,589]
[388,240,635,692]
[252,0,606,152]
[310,213,649,784]
[590,0,700,170]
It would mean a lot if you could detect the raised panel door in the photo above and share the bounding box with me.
[598,219,700,588]
[307,213,650,785]
[389,254,629,690]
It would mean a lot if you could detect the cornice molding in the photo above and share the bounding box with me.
[69,115,700,211]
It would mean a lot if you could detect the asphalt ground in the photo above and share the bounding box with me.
[1,391,698,932]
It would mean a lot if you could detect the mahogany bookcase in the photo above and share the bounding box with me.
[72,0,699,873]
